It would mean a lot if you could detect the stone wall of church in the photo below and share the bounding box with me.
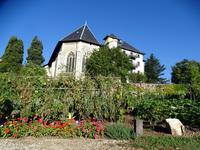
[75,41,100,78]
[47,41,99,78]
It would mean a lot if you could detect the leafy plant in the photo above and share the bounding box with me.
[104,123,135,140]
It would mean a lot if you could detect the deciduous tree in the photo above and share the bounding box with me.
[86,46,133,81]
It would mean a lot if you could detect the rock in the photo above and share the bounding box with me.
[166,118,185,136]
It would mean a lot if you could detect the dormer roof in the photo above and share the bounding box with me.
[103,34,119,40]
[104,33,144,54]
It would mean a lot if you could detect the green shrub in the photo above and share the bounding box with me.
[104,123,135,140]
[0,72,124,121]
[134,98,200,127]
[128,72,146,83]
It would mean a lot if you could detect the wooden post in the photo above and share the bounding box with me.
[134,119,143,137]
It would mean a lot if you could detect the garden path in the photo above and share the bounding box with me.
[0,137,139,150]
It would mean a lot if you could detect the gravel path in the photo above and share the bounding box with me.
[0,137,138,150]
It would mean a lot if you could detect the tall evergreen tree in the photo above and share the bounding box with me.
[145,53,166,83]
[0,36,24,73]
[27,36,44,65]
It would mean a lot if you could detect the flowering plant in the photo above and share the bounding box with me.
[0,116,104,139]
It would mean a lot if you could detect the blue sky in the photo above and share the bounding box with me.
[0,0,199,80]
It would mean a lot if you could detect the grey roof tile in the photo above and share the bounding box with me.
[104,34,119,40]
[61,25,100,45]
[118,40,144,54]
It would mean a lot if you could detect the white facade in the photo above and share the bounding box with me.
[46,41,99,78]
[46,25,144,78]
[104,36,144,74]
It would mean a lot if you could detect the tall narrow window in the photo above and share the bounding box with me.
[66,52,76,72]
[82,55,86,72]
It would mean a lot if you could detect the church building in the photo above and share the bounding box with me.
[45,24,145,78]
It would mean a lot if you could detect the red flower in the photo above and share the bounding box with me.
[17,117,22,121]
[55,121,61,125]
[37,118,43,123]
[93,121,97,126]
[43,121,47,125]
[94,134,97,139]
[79,120,84,126]
[23,118,28,123]
[5,128,10,134]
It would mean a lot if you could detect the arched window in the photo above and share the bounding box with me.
[82,55,86,72]
[66,52,76,72]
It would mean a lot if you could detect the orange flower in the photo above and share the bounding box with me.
[13,133,17,138]
[13,121,17,125]
[5,128,10,134]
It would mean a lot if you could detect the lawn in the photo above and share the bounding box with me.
[131,135,200,150]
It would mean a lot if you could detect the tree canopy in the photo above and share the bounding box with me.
[26,36,44,65]
[86,46,133,81]
[171,59,200,84]
[171,59,200,99]
[145,53,166,83]
[0,36,24,73]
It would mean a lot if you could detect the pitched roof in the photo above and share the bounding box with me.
[104,33,144,54]
[48,25,100,66]
[61,25,100,45]
[118,40,144,54]
[103,34,119,40]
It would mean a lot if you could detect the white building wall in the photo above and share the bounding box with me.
[46,41,99,78]
[105,37,118,48]
[104,37,144,74]
[122,49,144,73]
[46,37,144,78]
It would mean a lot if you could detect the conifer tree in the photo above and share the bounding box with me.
[145,53,166,83]
[0,36,24,73]
[27,36,44,65]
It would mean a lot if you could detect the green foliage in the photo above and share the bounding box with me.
[86,46,133,82]
[171,59,200,99]
[0,36,24,73]
[0,73,124,121]
[128,72,146,83]
[104,123,135,140]
[26,36,44,65]
[0,73,20,118]
[20,63,47,76]
[132,136,200,150]
[171,59,200,84]
[134,98,200,127]
[145,53,166,83]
